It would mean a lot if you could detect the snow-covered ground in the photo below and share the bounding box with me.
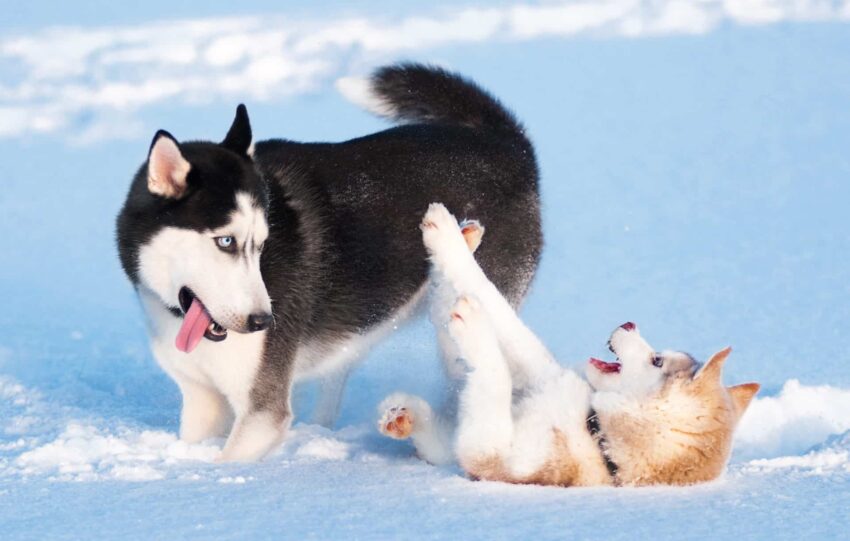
[2,2,849,539]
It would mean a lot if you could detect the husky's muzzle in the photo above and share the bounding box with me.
[176,287,228,353]
[175,287,273,353]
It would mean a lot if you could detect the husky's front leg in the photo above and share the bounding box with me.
[217,353,294,462]
[219,409,290,462]
[449,295,514,462]
[176,378,233,443]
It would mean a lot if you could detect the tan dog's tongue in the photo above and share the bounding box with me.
[175,298,211,353]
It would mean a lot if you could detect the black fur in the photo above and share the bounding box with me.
[371,63,524,133]
[117,63,543,422]
[117,129,267,296]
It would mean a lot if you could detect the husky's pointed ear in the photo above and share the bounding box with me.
[148,130,191,199]
[221,104,252,156]
[695,346,732,384]
[727,382,760,418]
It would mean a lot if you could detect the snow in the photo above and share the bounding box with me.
[735,380,850,460]
[2,0,850,140]
[2,2,850,539]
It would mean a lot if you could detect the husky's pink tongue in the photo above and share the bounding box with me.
[175,298,211,353]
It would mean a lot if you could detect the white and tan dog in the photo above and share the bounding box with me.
[378,203,760,487]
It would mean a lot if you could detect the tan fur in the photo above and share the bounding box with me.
[461,348,759,487]
[463,429,613,487]
[597,350,757,486]
[728,383,760,416]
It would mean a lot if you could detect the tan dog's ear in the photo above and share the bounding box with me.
[728,383,760,417]
[695,346,732,384]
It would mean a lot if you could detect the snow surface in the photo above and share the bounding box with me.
[1,2,850,539]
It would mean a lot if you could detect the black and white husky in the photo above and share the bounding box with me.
[116,64,542,461]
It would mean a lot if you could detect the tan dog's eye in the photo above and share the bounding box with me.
[652,354,663,368]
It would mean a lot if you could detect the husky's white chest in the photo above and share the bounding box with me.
[140,289,265,407]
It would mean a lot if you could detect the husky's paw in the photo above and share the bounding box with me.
[379,406,415,439]
[460,219,485,253]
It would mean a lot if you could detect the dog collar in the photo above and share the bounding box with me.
[586,407,620,485]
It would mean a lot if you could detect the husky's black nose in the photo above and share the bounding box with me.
[247,313,273,332]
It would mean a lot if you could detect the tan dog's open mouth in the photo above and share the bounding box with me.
[589,358,621,374]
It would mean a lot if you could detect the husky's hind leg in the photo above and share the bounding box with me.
[312,365,352,428]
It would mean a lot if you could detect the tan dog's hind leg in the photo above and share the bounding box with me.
[449,295,514,465]
[422,203,557,389]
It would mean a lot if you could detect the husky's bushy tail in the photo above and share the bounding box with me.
[365,63,525,137]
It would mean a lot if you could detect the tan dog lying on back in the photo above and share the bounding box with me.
[378,203,760,487]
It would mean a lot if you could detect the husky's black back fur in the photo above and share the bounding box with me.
[118,63,543,421]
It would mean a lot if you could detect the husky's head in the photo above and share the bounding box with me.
[586,323,760,485]
[117,105,273,353]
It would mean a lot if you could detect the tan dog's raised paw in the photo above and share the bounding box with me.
[460,219,485,253]
[378,406,415,439]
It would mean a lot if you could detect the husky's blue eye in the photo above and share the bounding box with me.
[215,236,236,252]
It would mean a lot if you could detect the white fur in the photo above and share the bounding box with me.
[137,191,282,461]
[334,76,397,119]
[379,203,693,481]
[137,191,271,332]
[508,370,597,477]
[377,392,454,465]
[586,326,657,393]
[422,203,557,388]
[140,288,273,459]
[448,295,515,461]
[218,410,289,463]
[138,198,428,458]
[378,203,569,468]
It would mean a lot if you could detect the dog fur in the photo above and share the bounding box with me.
[378,204,760,486]
[116,64,542,461]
